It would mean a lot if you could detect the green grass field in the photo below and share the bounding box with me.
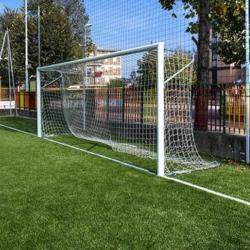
[0,117,250,249]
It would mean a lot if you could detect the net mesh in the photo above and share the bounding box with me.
[41,49,158,160]
[39,46,218,174]
[164,52,218,173]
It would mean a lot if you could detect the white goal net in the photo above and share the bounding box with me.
[37,43,218,175]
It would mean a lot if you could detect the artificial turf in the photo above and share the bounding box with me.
[1,116,250,201]
[0,117,250,249]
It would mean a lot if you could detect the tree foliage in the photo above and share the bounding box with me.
[136,50,157,89]
[136,50,194,89]
[159,0,245,129]
[0,0,91,84]
[212,1,245,65]
[159,0,245,64]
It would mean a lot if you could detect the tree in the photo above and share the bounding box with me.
[0,4,74,83]
[28,0,93,57]
[0,8,33,84]
[159,0,245,83]
[0,0,92,84]
[159,0,244,130]
[59,0,94,56]
[136,50,194,89]
[159,0,209,85]
[136,50,157,89]
[39,2,75,65]
[212,1,245,65]
[58,0,89,40]
[109,79,124,88]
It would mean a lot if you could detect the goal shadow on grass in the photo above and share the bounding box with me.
[52,135,157,174]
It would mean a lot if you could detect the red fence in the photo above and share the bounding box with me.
[15,91,36,112]
[2,84,248,136]
[192,84,247,135]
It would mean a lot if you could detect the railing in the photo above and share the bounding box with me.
[0,88,14,101]
[0,88,36,114]
[15,90,36,111]
[1,84,248,136]
[192,84,247,135]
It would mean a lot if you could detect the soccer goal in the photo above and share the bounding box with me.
[37,42,218,175]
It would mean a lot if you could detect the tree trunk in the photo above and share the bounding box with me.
[194,0,210,130]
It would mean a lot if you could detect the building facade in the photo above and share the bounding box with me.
[87,48,122,85]
[210,33,244,85]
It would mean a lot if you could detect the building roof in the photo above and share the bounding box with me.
[96,48,117,53]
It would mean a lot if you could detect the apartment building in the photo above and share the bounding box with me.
[87,48,122,85]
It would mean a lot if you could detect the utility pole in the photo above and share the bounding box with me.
[83,23,92,82]
[82,22,91,130]
[83,23,92,58]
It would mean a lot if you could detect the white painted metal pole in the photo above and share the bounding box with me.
[7,30,17,116]
[25,0,29,91]
[7,36,12,116]
[0,31,7,60]
[82,23,91,130]
[38,5,41,67]
[83,24,87,130]
[37,68,42,137]
[246,0,250,164]
[157,42,165,176]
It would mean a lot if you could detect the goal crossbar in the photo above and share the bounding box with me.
[37,43,163,72]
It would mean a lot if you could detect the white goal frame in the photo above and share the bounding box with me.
[36,42,166,176]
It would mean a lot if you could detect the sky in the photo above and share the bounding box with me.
[83,0,196,77]
[0,0,196,77]
[85,0,195,52]
[0,0,20,12]
[0,0,195,52]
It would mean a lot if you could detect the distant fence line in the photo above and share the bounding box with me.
[192,84,247,135]
[0,84,248,136]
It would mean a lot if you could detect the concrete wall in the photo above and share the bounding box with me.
[195,131,246,162]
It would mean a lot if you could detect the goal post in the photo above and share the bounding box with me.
[157,42,165,177]
[36,42,218,175]
[37,67,42,138]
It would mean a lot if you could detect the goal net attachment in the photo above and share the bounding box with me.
[37,42,218,175]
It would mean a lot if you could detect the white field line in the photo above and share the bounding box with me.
[161,176,250,206]
[0,123,153,176]
[0,123,35,136]
[0,122,250,207]
[44,138,155,176]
